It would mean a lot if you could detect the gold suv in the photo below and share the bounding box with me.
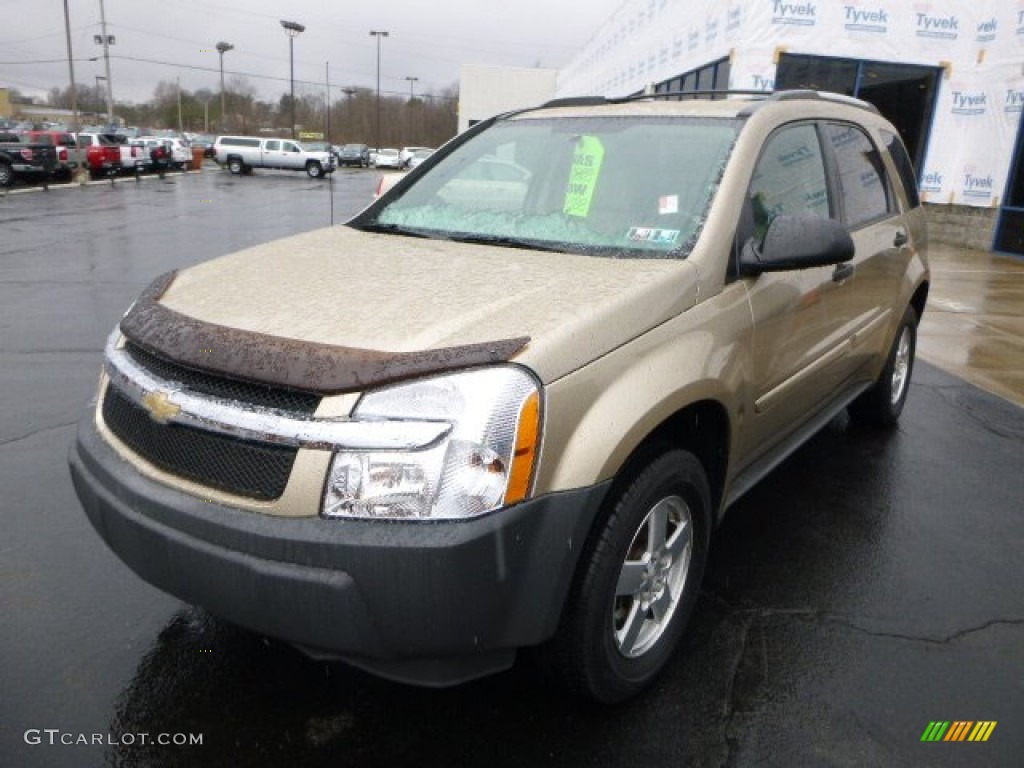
[69,91,928,702]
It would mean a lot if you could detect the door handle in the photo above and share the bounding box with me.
[894,230,909,248]
[832,262,855,283]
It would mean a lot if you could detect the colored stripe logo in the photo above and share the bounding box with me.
[921,721,997,742]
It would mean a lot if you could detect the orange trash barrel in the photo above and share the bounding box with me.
[190,146,205,171]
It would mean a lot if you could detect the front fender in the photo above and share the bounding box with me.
[535,282,751,494]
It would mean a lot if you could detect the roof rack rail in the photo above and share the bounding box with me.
[612,89,772,103]
[539,96,610,109]
[737,89,879,115]
[533,88,878,114]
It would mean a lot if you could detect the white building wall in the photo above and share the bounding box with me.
[458,65,559,134]
[557,0,1024,209]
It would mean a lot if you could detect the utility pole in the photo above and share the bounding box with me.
[95,76,106,115]
[96,0,115,126]
[62,0,80,173]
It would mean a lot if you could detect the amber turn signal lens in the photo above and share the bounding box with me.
[505,391,540,504]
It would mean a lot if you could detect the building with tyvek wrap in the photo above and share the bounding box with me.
[549,0,1024,254]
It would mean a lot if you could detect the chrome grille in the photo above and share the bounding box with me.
[102,384,296,501]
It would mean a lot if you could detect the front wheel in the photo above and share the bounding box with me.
[542,449,711,703]
[848,305,918,427]
[306,161,323,178]
[0,162,13,187]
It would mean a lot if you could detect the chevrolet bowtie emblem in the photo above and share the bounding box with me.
[141,391,181,424]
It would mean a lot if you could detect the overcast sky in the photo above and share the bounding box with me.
[0,0,623,105]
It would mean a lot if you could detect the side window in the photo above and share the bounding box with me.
[749,124,830,237]
[880,129,921,209]
[283,142,299,153]
[265,140,280,151]
[825,123,893,228]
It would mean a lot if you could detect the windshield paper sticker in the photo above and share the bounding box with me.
[563,136,605,217]
[659,195,679,214]
[627,227,680,246]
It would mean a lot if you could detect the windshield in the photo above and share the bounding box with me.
[360,115,739,258]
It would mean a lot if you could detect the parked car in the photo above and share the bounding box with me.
[406,148,435,169]
[70,90,929,703]
[65,132,123,179]
[213,135,336,178]
[137,136,190,170]
[399,146,431,167]
[0,132,58,186]
[337,143,371,167]
[374,147,402,169]
[22,130,79,180]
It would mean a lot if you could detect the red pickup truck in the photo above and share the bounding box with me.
[75,133,126,178]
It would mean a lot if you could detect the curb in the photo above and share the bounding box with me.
[0,168,204,198]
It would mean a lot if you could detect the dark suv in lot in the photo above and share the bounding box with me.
[70,90,927,703]
[337,143,371,167]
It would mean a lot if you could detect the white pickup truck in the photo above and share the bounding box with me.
[213,135,335,178]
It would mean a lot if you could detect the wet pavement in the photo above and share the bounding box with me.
[1,171,1021,767]
[918,243,1024,406]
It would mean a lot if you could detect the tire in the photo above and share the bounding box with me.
[848,305,918,427]
[542,449,711,703]
[306,161,323,178]
[0,162,13,187]
[227,157,244,175]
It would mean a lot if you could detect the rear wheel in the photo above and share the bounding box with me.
[543,449,711,703]
[849,305,918,427]
[0,162,13,187]
[227,157,244,175]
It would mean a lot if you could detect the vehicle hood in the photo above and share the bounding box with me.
[155,225,699,385]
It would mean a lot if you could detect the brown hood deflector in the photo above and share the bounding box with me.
[120,271,530,395]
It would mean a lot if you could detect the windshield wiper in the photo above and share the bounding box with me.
[352,222,433,239]
[446,234,569,253]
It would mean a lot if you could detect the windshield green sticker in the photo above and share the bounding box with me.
[563,136,605,218]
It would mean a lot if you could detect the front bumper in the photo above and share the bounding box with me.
[69,411,609,685]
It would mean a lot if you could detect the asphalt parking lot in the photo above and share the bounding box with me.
[1,168,1021,768]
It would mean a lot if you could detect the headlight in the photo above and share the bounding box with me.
[322,366,541,521]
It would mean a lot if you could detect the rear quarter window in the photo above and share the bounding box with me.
[880,129,921,210]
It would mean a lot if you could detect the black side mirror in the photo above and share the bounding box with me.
[740,215,854,275]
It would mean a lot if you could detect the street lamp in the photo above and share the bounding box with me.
[369,30,389,151]
[280,20,305,139]
[404,76,419,100]
[216,41,233,132]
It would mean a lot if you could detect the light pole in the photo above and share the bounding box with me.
[216,41,233,132]
[369,30,388,150]
[280,20,305,139]
[94,0,115,126]
[404,76,419,100]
